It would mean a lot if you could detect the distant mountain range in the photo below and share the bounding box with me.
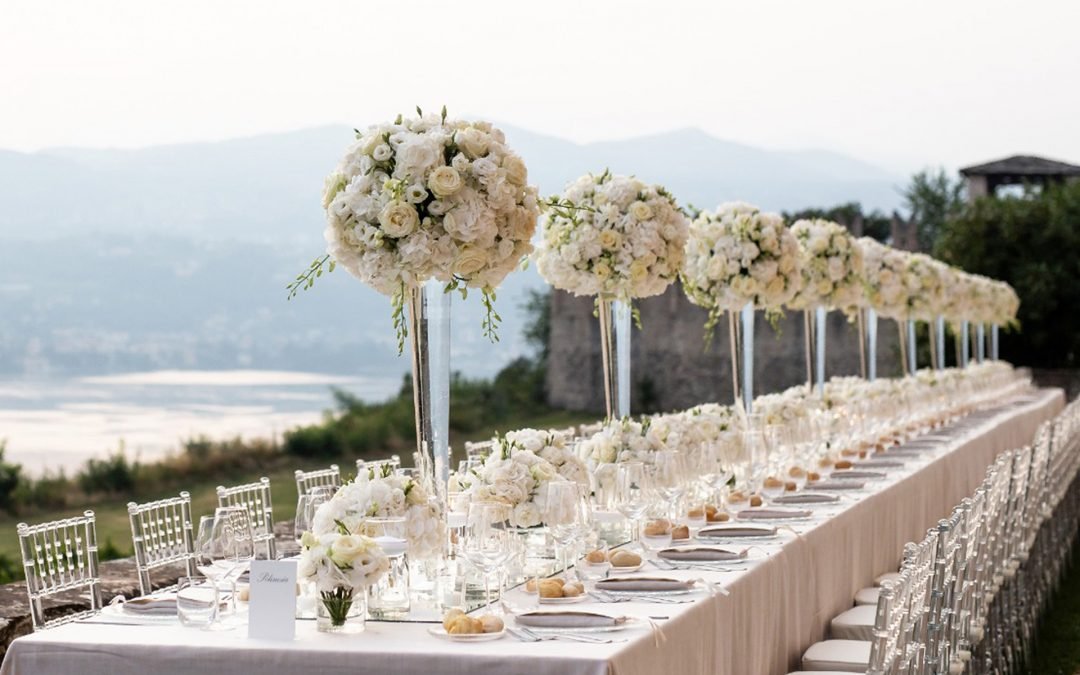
[0,125,905,384]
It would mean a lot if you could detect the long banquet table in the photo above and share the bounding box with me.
[1,388,1064,675]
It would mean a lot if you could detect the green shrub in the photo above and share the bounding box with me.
[77,449,137,496]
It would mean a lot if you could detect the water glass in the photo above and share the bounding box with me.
[177,576,219,628]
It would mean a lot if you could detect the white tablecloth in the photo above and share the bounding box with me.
[2,389,1063,675]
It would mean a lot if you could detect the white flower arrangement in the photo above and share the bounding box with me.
[901,253,948,321]
[311,471,443,559]
[577,417,667,467]
[988,281,1020,327]
[649,404,733,451]
[535,171,689,301]
[680,202,802,338]
[788,219,864,312]
[297,529,390,594]
[317,108,540,346]
[857,237,908,319]
[469,430,589,529]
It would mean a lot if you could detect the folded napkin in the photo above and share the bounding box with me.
[698,525,777,538]
[882,449,925,457]
[858,459,905,468]
[813,480,867,491]
[829,470,885,480]
[515,611,627,629]
[595,577,695,592]
[122,595,178,616]
[772,493,839,505]
[658,547,745,562]
[736,508,811,521]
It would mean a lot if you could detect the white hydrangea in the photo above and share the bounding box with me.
[535,172,689,300]
[901,253,949,321]
[578,418,667,468]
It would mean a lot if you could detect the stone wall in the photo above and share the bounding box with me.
[545,286,904,414]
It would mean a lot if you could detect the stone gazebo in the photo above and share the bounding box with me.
[960,154,1080,202]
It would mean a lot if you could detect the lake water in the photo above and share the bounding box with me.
[0,370,401,475]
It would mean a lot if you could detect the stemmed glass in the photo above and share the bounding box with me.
[614,462,650,551]
[196,506,255,627]
[651,450,687,520]
[542,482,591,579]
[461,501,514,615]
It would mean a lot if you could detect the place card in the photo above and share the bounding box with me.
[248,560,297,641]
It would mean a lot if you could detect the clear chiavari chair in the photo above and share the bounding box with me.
[897,531,938,674]
[462,440,493,462]
[357,457,400,479]
[216,477,276,560]
[925,509,963,675]
[127,492,197,595]
[294,464,342,497]
[867,569,910,675]
[17,511,104,630]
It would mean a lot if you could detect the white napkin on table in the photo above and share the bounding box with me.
[595,577,695,592]
[515,611,627,628]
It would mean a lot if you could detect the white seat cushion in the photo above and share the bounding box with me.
[875,572,901,586]
[802,639,872,672]
[830,604,877,641]
[854,586,880,605]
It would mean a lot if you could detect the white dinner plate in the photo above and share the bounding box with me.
[539,594,589,605]
[427,626,506,642]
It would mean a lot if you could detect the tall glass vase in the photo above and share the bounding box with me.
[960,321,970,367]
[597,297,631,420]
[991,325,1000,360]
[728,303,755,414]
[907,320,917,375]
[864,308,878,381]
[976,324,986,363]
[815,307,826,395]
[407,281,451,517]
[933,316,946,371]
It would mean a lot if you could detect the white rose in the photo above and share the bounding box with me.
[502,155,527,186]
[378,201,419,238]
[427,166,464,198]
[511,502,541,529]
[630,201,653,221]
[599,230,622,250]
[330,534,364,566]
[457,127,490,158]
[453,246,488,275]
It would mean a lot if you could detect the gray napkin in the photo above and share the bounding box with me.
[122,595,178,616]
[658,547,744,562]
[698,525,777,538]
[813,480,866,490]
[772,493,839,505]
[515,611,626,628]
[595,577,695,592]
[736,508,812,520]
[858,459,905,468]
[830,470,886,480]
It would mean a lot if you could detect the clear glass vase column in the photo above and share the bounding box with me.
[960,321,970,367]
[976,324,986,363]
[598,298,631,420]
[934,315,946,371]
[814,306,826,395]
[407,280,451,516]
[865,308,878,381]
[991,324,1000,360]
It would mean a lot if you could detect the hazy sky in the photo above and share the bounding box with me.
[2,0,1078,172]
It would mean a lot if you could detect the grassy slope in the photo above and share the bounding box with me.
[0,409,595,562]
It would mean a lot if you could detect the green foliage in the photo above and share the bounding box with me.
[783,202,891,242]
[522,289,551,368]
[903,168,964,251]
[0,552,19,584]
[77,448,137,496]
[0,441,23,513]
[99,537,127,562]
[936,180,1080,368]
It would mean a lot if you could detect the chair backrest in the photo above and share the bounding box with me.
[898,530,938,673]
[462,440,493,461]
[216,478,276,560]
[867,568,910,675]
[17,511,104,630]
[127,492,196,595]
[356,457,399,480]
[295,465,342,497]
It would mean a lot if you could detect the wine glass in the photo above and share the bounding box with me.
[614,462,650,551]
[461,501,514,615]
[196,506,254,626]
[305,486,335,528]
[651,450,687,519]
[542,481,591,578]
[295,494,312,544]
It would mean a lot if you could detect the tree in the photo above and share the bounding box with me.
[783,202,891,242]
[902,168,964,251]
[935,180,1080,368]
